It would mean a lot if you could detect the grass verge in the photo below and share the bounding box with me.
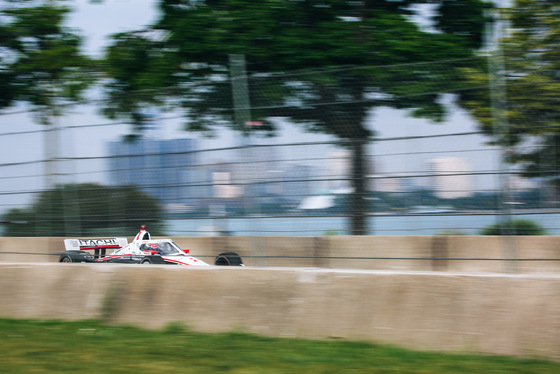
[1,318,559,373]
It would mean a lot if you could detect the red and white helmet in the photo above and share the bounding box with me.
[134,224,151,242]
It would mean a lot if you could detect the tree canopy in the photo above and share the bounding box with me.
[101,0,491,234]
[103,0,491,131]
[460,0,560,189]
[0,0,94,123]
[2,184,164,237]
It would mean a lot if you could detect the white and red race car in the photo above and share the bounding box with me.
[57,225,243,266]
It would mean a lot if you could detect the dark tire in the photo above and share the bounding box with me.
[214,252,243,266]
[59,255,73,263]
[58,252,90,263]
[141,256,165,264]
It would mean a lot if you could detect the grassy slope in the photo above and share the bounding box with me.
[1,319,559,373]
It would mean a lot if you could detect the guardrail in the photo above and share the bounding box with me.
[2,235,560,273]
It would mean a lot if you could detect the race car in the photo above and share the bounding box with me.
[57,225,243,266]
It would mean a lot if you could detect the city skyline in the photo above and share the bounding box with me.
[102,131,524,214]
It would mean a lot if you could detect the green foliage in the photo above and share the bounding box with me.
[460,0,560,189]
[480,219,546,236]
[2,183,164,237]
[1,318,559,373]
[0,0,95,122]
[434,0,491,50]
[102,0,491,137]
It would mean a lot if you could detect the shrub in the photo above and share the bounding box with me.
[480,219,546,235]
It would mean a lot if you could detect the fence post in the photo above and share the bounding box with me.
[230,54,263,259]
[486,4,517,273]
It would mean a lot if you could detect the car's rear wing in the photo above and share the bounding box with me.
[64,238,128,252]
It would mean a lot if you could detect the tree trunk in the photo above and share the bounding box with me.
[349,138,368,235]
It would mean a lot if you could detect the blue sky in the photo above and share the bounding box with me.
[68,0,159,57]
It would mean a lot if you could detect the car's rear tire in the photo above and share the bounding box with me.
[59,255,73,263]
[58,251,92,263]
[214,252,243,266]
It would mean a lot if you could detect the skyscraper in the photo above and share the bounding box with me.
[107,138,197,208]
[426,157,473,199]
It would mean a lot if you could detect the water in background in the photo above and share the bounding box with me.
[165,213,560,236]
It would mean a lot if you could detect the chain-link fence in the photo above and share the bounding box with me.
[1,57,559,238]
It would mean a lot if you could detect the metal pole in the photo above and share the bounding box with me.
[229,54,252,210]
[229,54,265,265]
[487,1,517,273]
[230,54,251,137]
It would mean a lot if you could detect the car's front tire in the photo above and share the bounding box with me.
[214,252,243,266]
[141,256,165,264]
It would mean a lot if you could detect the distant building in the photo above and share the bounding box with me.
[212,171,243,199]
[283,164,313,203]
[507,175,537,192]
[324,151,352,191]
[107,138,197,209]
[426,157,473,199]
[370,173,417,193]
[229,141,281,198]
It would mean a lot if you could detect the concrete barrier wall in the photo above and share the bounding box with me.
[2,235,560,273]
[1,263,559,361]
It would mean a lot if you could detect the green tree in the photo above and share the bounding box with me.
[1,1,97,235]
[0,0,95,121]
[460,0,560,192]
[2,184,164,237]
[101,0,491,234]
